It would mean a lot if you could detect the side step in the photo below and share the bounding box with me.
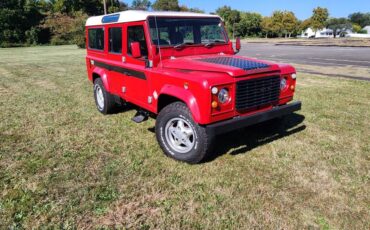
[131,111,149,123]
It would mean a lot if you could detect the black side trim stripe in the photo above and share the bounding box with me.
[94,60,146,80]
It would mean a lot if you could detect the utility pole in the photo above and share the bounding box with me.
[103,0,107,15]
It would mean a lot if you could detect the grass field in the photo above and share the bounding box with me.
[0,45,369,229]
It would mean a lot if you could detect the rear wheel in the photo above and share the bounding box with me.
[156,102,212,164]
[93,78,116,114]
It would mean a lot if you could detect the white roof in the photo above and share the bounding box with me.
[86,10,220,26]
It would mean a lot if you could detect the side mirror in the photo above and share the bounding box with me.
[130,42,141,58]
[235,37,241,53]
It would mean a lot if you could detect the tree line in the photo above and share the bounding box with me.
[217,6,370,39]
[1,0,370,48]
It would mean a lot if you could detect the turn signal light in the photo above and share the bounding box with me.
[211,101,218,108]
[290,85,295,91]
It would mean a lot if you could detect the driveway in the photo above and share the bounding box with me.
[238,43,370,81]
[239,43,370,68]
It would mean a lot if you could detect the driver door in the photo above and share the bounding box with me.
[122,22,152,109]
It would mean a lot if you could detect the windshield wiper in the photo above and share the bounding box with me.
[173,42,194,49]
[204,40,225,47]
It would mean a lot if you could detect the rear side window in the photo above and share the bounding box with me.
[88,28,104,50]
[108,27,122,53]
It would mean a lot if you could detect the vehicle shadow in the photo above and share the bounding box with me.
[204,113,306,163]
[109,103,135,115]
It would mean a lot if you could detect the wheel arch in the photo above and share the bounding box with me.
[92,67,111,92]
[92,72,100,83]
[157,94,183,112]
[157,86,202,124]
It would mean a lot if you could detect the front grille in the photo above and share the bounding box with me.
[236,76,280,111]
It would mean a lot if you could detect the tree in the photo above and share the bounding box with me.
[326,17,352,38]
[178,5,204,13]
[261,16,273,38]
[282,11,298,37]
[118,1,129,11]
[131,0,151,11]
[265,11,299,38]
[216,6,240,38]
[216,6,240,24]
[42,10,88,47]
[236,12,262,37]
[299,18,311,32]
[349,12,370,28]
[352,23,362,33]
[0,0,45,47]
[152,0,180,11]
[270,11,284,37]
[52,0,123,15]
[310,7,329,33]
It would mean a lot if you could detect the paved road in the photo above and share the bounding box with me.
[239,43,370,68]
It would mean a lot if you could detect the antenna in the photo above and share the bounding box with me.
[154,15,163,68]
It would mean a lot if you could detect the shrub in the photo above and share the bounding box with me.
[71,11,88,48]
[358,29,368,34]
[42,11,88,47]
[25,27,40,45]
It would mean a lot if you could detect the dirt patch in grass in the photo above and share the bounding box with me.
[0,85,10,95]
[33,79,58,90]
[83,193,164,229]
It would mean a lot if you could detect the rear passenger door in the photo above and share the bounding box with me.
[105,25,124,95]
[122,22,151,109]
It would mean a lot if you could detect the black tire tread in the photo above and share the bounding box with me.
[156,102,212,164]
[94,78,116,114]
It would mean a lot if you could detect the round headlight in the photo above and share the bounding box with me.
[291,73,297,79]
[218,88,230,104]
[280,78,287,90]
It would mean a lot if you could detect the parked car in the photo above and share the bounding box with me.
[85,10,301,163]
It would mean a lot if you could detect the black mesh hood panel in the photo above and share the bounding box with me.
[197,57,270,71]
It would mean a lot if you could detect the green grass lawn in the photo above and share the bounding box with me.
[0,45,369,229]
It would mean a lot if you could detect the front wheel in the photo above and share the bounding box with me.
[155,102,212,164]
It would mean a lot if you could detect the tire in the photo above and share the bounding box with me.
[155,102,212,164]
[93,78,116,114]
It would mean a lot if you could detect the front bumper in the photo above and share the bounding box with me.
[206,101,302,136]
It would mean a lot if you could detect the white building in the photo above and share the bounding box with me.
[299,28,339,38]
[300,27,370,38]
[362,26,370,34]
[345,26,370,38]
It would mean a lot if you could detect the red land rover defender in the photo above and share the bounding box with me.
[85,10,302,163]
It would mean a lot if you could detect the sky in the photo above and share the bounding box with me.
[179,0,370,20]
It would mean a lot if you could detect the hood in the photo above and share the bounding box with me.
[160,54,281,77]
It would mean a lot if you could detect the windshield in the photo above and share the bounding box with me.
[148,17,228,47]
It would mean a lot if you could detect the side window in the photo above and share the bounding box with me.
[108,27,122,54]
[88,28,104,50]
[127,26,148,57]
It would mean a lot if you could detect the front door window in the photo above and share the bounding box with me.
[127,25,148,58]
